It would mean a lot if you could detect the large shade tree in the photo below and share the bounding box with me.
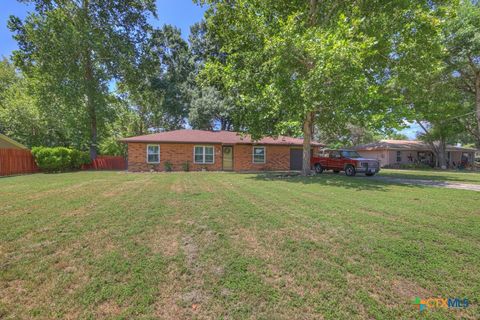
[200,0,447,175]
[8,0,156,159]
[120,24,193,133]
[443,0,480,147]
[0,58,64,147]
[187,20,235,131]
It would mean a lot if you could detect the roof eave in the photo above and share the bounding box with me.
[0,134,28,149]
[120,139,323,147]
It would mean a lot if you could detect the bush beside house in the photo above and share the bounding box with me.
[31,147,90,172]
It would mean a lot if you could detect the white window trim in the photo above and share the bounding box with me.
[146,144,160,164]
[193,145,215,164]
[252,146,266,164]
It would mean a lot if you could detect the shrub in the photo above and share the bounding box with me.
[182,161,190,172]
[70,149,91,169]
[399,163,433,170]
[32,147,90,172]
[164,161,173,172]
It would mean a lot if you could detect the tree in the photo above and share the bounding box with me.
[98,99,141,156]
[187,21,235,130]
[387,132,409,141]
[189,86,234,130]
[0,58,17,100]
[9,0,156,159]
[315,124,384,148]
[200,0,440,175]
[189,20,224,73]
[0,58,52,147]
[120,25,193,133]
[443,0,480,147]
[384,1,471,168]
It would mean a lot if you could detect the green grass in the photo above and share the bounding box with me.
[0,171,479,319]
[380,168,480,185]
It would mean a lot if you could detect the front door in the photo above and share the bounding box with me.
[290,148,303,170]
[223,146,233,171]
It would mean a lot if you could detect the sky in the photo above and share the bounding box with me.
[0,0,418,139]
[0,0,207,57]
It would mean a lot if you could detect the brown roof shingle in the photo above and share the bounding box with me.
[120,130,323,146]
[353,140,476,152]
[120,129,322,146]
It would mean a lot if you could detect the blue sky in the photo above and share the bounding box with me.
[0,0,206,57]
[0,0,417,138]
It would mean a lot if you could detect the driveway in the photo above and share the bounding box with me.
[372,176,480,192]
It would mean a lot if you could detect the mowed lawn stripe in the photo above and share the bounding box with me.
[206,174,479,318]
[0,171,478,319]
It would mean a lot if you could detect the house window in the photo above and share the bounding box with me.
[396,151,401,162]
[253,146,266,163]
[194,146,214,164]
[147,145,160,163]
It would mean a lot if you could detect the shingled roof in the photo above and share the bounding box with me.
[120,130,323,146]
[352,140,476,152]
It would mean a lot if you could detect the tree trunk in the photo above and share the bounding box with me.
[82,0,97,160]
[301,111,314,176]
[416,120,447,169]
[84,49,97,160]
[300,0,318,176]
[436,140,447,169]
[475,72,480,148]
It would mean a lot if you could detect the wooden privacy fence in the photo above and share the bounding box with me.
[0,149,38,176]
[82,156,127,171]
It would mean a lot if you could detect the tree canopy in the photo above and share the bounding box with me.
[8,0,157,158]
[199,0,456,173]
[0,0,477,169]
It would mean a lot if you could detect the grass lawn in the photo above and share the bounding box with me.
[0,171,479,319]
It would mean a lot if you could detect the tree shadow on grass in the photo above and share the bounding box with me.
[245,171,429,192]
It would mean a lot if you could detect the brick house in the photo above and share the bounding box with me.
[352,140,476,168]
[120,130,323,172]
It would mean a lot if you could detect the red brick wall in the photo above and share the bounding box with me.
[233,144,290,171]
[127,142,319,172]
[127,143,223,172]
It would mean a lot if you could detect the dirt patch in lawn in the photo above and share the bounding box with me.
[182,235,199,269]
[154,234,212,319]
[154,268,186,319]
[95,300,123,318]
[143,225,180,257]
[170,180,186,193]
[391,278,431,300]
[102,178,154,198]
[231,227,265,256]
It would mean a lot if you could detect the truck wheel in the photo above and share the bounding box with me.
[345,165,356,177]
[366,172,375,177]
[314,164,323,174]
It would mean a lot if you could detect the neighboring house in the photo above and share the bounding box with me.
[0,134,37,176]
[0,133,27,150]
[352,140,476,168]
[120,130,323,172]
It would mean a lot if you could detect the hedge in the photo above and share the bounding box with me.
[31,147,90,173]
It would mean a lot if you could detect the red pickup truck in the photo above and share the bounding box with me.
[311,149,380,176]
